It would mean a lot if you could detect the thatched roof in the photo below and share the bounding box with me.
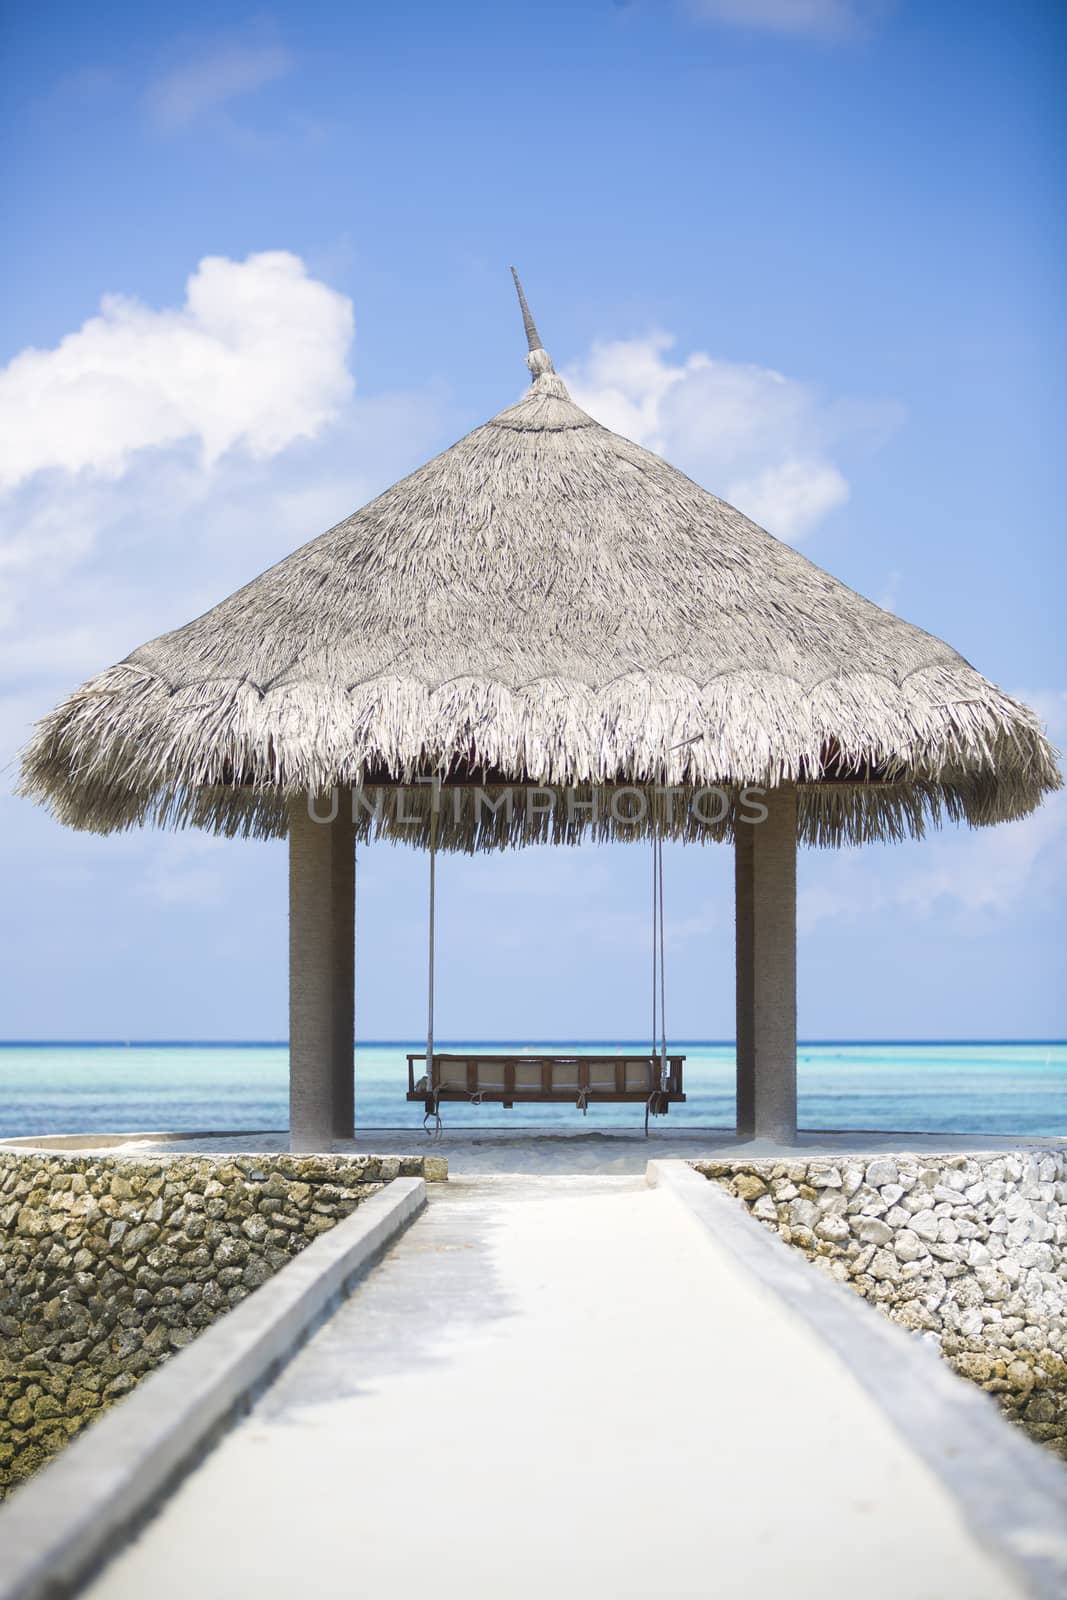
[19,275,1060,851]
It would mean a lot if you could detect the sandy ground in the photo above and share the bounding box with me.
[83,1174,1025,1600]
[21,1124,1067,1177]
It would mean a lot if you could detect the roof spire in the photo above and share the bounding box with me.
[510,265,542,352]
[509,266,555,380]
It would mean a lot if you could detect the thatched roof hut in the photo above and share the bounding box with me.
[19,278,1059,854]
[19,274,1060,1150]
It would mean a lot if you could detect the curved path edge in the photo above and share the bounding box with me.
[0,1176,427,1600]
[647,1159,1067,1600]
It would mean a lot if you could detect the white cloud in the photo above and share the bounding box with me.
[0,387,453,756]
[0,252,353,492]
[1019,689,1067,751]
[799,700,1066,935]
[876,568,902,613]
[724,460,848,540]
[897,797,1065,920]
[139,834,232,907]
[0,251,457,779]
[146,43,291,130]
[563,333,857,540]
[685,0,887,39]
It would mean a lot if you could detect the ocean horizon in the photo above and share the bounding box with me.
[4,1038,1064,1047]
[1,1039,1064,1140]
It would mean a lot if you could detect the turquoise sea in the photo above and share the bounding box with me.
[0,1042,1064,1139]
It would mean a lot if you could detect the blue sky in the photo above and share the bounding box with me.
[1,0,1064,1041]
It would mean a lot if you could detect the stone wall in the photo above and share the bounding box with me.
[0,1149,445,1498]
[694,1151,1067,1460]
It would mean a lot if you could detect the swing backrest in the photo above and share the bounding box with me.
[408,1052,685,1101]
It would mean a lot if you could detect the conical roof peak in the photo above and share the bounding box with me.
[491,368,588,432]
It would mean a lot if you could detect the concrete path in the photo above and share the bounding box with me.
[85,1176,1023,1600]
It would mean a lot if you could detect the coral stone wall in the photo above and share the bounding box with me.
[0,1150,444,1497]
[694,1151,1067,1460]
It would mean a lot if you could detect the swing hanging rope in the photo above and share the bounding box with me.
[658,833,667,1083]
[423,780,673,1134]
[651,828,658,1066]
[423,783,442,1138]
[647,822,670,1132]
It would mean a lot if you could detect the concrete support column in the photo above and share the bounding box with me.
[734,785,797,1144]
[289,792,355,1152]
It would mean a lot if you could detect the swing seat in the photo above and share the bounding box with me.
[406,1052,686,1109]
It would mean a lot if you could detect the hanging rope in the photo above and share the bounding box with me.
[423,781,440,1138]
[658,832,667,1089]
[423,1094,442,1139]
[418,778,674,1136]
[646,823,670,1135]
[651,827,659,1061]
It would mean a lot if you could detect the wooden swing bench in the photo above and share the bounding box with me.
[406,1052,686,1121]
[409,822,683,1135]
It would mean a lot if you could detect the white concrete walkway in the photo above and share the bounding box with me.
[85,1176,1023,1600]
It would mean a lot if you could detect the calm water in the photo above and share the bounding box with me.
[0,1041,1064,1139]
